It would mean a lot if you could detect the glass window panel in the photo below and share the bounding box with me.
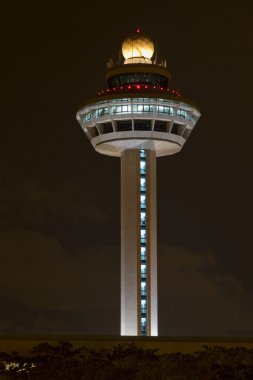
[141,229,146,238]
[140,195,146,203]
[177,109,186,118]
[84,113,91,121]
[98,108,108,116]
[140,161,146,169]
[141,318,147,323]
[141,212,146,221]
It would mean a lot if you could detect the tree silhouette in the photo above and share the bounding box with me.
[0,342,252,379]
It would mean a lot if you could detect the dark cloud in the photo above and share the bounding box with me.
[0,230,252,335]
[0,178,109,227]
[159,245,253,336]
[0,230,119,334]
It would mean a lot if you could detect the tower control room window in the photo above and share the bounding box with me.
[182,128,191,139]
[117,121,132,131]
[112,105,131,114]
[154,121,167,132]
[158,106,174,115]
[134,120,151,131]
[96,107,109,117]
[108,73,168,88]
[171,123,181,135]
[177,109,187,119]
[102,123,113,134]
[87,126,99,138]
[83,112,92,122]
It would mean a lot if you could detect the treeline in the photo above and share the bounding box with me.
[0,341,253,379]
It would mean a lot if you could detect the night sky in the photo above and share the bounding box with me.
[2,1,252,336]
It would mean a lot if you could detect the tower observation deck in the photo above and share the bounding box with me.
[76,29,201,336]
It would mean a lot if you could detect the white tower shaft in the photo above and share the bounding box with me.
[121,149,157,336]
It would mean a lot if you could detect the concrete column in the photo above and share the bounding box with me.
[120,149,157,336]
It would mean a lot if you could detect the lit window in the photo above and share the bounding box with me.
[84,113,91,121]
[140,178,146,186]
[141,247,146,255]
[97,107,108,116]
[141,264,146,273]
[140,195,146,204]
[141,229,146,238]
[140,212,146,221]
[177,109,186,118]
[140,161,146,170]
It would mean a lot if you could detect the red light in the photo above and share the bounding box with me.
[136,28,141,33]
[120,86,123,90]
[107,89,110,92]
[161,87,164,91]
[127,85,131,89]
[136,84,141,89]
[153,85,156,89]
[172,89,175,93]
[113,87,116,91]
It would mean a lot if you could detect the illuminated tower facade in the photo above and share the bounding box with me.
[76,30,200,336]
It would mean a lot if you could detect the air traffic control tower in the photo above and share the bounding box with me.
[76,29,201,336]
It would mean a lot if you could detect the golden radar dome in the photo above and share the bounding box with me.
[122,29,154,64]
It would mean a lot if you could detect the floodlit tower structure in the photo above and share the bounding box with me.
[76,29,201,336]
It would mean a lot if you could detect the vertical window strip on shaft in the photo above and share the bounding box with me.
[140,149,147,335]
